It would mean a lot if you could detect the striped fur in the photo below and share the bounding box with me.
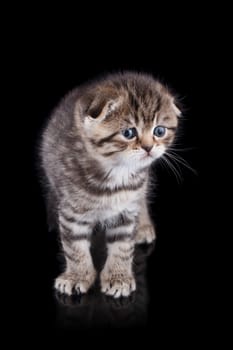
[40,72,180,297]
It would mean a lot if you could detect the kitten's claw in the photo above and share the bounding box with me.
[74,281,91,294]
[101,273,136,298]
[55,277,73,295]
[55,270,96,295]
[130,279,136,292]
[135,224,156,244]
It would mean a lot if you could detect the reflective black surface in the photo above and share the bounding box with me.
[16,31,205,341]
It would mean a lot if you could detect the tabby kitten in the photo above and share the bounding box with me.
[40,72,180,298]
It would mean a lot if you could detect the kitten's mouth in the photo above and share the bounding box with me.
[141,153,153,161]
[142,153,153,158]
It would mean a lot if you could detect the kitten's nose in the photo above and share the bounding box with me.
[141,145,153,153]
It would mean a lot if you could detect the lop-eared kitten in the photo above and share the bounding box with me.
[40,72,180,298]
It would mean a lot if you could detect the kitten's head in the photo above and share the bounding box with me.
[76,72,181,171]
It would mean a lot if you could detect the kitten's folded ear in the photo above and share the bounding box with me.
[172,99,182,117]
[80,88,122,121]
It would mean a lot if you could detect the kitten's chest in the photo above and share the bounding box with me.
[104,190,139,210]
[90,171,146,220]
[86,190,141,221]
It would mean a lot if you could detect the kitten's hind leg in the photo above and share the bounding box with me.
[55,211,96,295]
[135,199,156,244]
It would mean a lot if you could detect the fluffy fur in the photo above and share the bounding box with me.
[40,72,180,298]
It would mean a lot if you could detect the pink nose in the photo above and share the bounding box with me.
[141,145,153,153]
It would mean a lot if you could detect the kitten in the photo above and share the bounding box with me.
[40,72,180,298]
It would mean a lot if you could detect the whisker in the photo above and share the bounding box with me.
[166,151,198,176]
[167,151,197,172]
[165,156,183,184]
[167,146,197,152]
[160,156,183,184]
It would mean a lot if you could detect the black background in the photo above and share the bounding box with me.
[10,8,217,344]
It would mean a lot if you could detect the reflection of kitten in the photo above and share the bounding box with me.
[40,72,180,298]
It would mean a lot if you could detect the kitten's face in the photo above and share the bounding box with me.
[79,76,180,171]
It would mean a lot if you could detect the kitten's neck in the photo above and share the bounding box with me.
[104,163,148,188]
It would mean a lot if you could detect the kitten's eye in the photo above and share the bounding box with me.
[122,127,137,139]
[153,126,166,137]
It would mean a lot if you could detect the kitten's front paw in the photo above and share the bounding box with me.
[55,275,74,295]
[55,269,96,295]
[135,224,156,244]
[100,270,136,298]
